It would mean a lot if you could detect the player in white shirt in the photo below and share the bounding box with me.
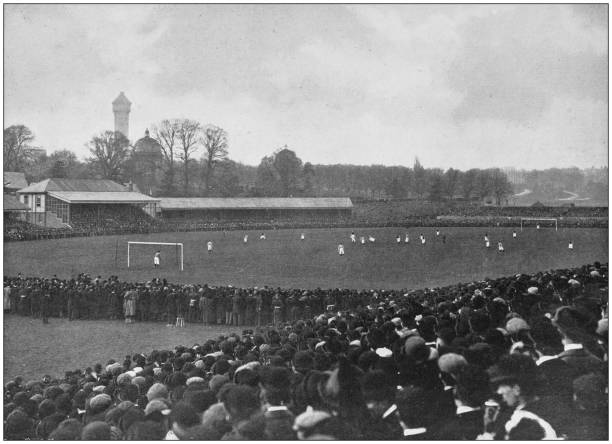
[369,235,376,243]
[405,234,410,243]
[436,230,440,237]
[360,236,366,245]
[568,240,574,250]
[207,241,213,254]
[260,233,266,240]
[420,233,426,245]
[485,239,490,248]
[536,224,540,230]
[512,231,517,239]
[498,241,504,252]
[350,232,356,243]
[243,234,248,243]
[338,243,345,256]
[300,233,305,241]
[153,251,161,268]
[396,235,401,244]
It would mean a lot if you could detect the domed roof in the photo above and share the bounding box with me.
[133,129,163,157]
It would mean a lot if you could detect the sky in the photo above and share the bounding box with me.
[4,4,608,169]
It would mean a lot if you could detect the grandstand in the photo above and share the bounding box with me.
[16,178,159,229]
[158,197,353,223]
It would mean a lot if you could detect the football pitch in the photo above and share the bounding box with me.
[3,226,608,380]
[3,226,608,290]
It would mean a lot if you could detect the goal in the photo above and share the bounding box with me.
[127,242,184,271]
[520,218,558,232]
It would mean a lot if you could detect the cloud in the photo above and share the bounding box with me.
[3,4,608,169]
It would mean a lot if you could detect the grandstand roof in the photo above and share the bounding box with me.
[159,197,353,210]
[3,172,28,190]
[3,194,28,211]
[47,191,160,204]
[17,178,128,193]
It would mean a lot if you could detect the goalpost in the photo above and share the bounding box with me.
[520,218,558,232]
[127,242,184,271]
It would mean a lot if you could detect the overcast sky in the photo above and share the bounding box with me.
[4,4,608,169]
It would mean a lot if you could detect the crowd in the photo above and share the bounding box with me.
[5,201,608,242]
[4,262,608,440]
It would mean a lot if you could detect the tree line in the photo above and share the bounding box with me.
[4,123,606,204]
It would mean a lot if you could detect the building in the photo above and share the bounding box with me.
[112,92,131,139]
[130,129,164,196]
[158,197,353,221]
[3,172,28,195]
[17,178,159,228]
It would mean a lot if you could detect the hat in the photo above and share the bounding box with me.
[116,373,132,385]
[89,394,112,411]
[186,377,205,386]
[505,317,530,335]
[438,353,468,375]
[194,359,205,369]
[348,339,362,347]
[527,287,539,295]
[375,347,393,358]
[144,399,171,417]
[92,385,106,393]
[403,336,434,363]
[209,374,230,394]
[146,383,168,401]
[81,421,111,440]
[293,409,332,431]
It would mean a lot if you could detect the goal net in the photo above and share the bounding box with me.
[127,242,184,271]
[520,218,558,231]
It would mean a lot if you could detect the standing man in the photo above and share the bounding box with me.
[338,243,345,256]
[300,233,305,241]
[243,234,248,244]
[420,233,426,245]
[154,251,161,268]
[41,285,51,324]
[396,234,401,244]
[207,240,213,254]
[360,236,366,245]
[512,230,517,239]
[260,232,266,240]
[405,233,410,244]
[350,232,356,243]
[497,241,504,253]
[568,240,574,250]
[485,233,490,248]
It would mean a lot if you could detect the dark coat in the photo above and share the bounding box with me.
[433,408,484,440]
[263,407,296,440]
[557,347,605,379]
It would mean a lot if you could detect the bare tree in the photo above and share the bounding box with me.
[86,130,130,181]
[201,125,229,195]
[3,125,35,171]
[176,119,201,195]
[152,119,179,195]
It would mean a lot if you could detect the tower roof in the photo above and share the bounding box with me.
[112,92,132,107]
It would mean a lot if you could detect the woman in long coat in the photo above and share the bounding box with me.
[123,289,137,323]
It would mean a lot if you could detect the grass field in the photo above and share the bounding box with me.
[3,226,608,290]
[3,226,608,381]
[3,316,241,381]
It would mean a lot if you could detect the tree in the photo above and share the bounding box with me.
[4,125,35,171]
[176,119,201,196]
[201,125,229,195]
[86,131,130,181]
[428,170,445,201]
[273,148,303,197]
[385,177,406,199]
[491,169,514,205]
[443,168,461,200]
[214,160,242,197]
[461,169,479,200]
[255,155,281,196]
[152,120,180,195]
[48,150,78,178]
[302,162,315,196]
[412,157,427,199]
